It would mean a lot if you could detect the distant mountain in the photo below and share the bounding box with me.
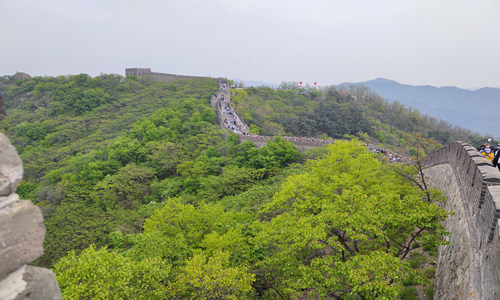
[339,78,500,136]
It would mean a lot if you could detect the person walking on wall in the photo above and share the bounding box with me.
[493,145,500,171]
[483,144,494,162]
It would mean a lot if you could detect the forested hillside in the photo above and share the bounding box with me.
[231,82,484,151]
[339,78,500,135]
[0,74,468,299]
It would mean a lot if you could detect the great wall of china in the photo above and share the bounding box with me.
[212,79,500,299]
[130,74,500,299]
[1,71,499,298]
[423,142,500,299]
[127,70,339,151]
[125,68,209,83]
[211,80,337,151]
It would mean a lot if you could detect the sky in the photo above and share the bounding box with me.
[2,0,500,89]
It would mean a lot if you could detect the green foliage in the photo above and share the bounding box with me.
[53,78,110,114]
[234,85,483,153]
[171,251,255,300]
[54,245,171,300]
[38,202,112,267]
[143,198,240,248]
[235,137,302,169]
[1,73,454,299]
[425,284,435,299]
[92,164,156,210]
[260,136,302,168]
[197,165,255,202]
[252,140,448,298]
[15,181,38,199]
[15,123,46,141]
[79,159,121,184]
[248,124,260,134]
[400,286,419,299]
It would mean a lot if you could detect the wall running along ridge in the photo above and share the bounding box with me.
[212,80,335,151]
[423,141,500,300]
[125,68,211,83]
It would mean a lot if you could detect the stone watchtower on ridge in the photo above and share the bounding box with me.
[125,68,152,78]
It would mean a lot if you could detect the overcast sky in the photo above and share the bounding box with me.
[2,0,499,89]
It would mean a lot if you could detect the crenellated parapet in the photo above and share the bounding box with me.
[125,68,212,83]
[423,141,500,299]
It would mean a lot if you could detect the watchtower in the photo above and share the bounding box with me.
[125,68,152,77]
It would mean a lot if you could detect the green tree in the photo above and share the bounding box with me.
[171,251,255,300]
[235,137,301,169]
[260,136,301,168]
[143,198,240,248]
[92,164,156,210]
[15,123,46,141]
[54,245,171,300]
[253,140,448,299]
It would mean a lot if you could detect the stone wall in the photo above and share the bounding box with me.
[0,132,61,300]
[125,68,212,83]
[423,141,500,299]
[148,72,207,83]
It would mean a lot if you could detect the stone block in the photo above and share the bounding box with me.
[0,132,23,196]
[471,156,491,166]
[0,266,26,300]
[0,200,45,280]
[0,193,20,210]
[0,266,61,300]
[14,266,62,300]
[482,171,500,184]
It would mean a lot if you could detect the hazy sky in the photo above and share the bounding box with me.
[2,0,499,89]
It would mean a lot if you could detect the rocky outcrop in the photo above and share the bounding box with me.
[0,131,61,299]
[12,72,32,81]
[0,93,5,121]
[0,133,23,200]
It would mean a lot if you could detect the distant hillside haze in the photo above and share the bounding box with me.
[231,78,279,88]
[339,78,500,136]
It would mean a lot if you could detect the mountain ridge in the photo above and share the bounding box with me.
[339,78,500,136]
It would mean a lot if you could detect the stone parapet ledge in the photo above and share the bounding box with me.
[0,132,61,299]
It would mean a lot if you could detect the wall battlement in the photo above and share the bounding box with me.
[125,68,211,83]
[423,142,500,299]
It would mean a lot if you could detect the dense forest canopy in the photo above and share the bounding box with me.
[0,73,474,299]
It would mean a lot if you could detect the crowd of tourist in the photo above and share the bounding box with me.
[217,87,248,135]
[478,143,500,171]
